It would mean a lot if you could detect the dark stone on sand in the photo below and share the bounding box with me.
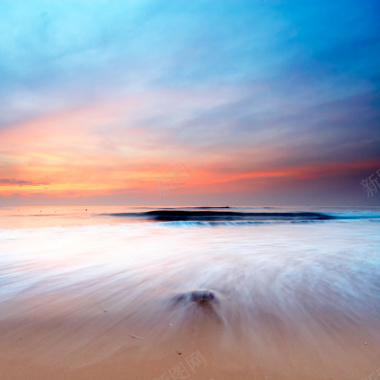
[173,290,217,305]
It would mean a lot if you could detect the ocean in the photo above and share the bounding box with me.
[0,206,379,379]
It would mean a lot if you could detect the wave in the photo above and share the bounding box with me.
[104,210,335,222]
[101,208,380,226]
[154,206,273,210]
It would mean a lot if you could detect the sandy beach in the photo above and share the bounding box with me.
[1,296,380,380]
[1,209,380,379]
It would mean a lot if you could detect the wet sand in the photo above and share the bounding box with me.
[1,282,379,380]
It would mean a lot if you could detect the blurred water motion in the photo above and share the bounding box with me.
[0,206,379,378]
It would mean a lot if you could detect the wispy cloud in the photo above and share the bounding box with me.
[0,179,49,186]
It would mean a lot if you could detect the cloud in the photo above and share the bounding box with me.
[0,179,49,186]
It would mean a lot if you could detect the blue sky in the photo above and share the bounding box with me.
[0,0,379,205]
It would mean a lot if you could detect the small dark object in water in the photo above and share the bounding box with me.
[173,290,218,305]
[190,290,216,303]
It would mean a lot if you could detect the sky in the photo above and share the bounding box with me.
[0,0,379,206]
